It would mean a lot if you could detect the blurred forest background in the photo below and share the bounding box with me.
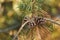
[0,0,60,40]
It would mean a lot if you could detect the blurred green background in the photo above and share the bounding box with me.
[0,0,60,40]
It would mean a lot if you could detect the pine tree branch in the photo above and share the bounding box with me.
[12,21,29,40]
[44,18,60,25]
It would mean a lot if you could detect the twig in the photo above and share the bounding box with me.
[12,21,29,40]
[44,18,60,25]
